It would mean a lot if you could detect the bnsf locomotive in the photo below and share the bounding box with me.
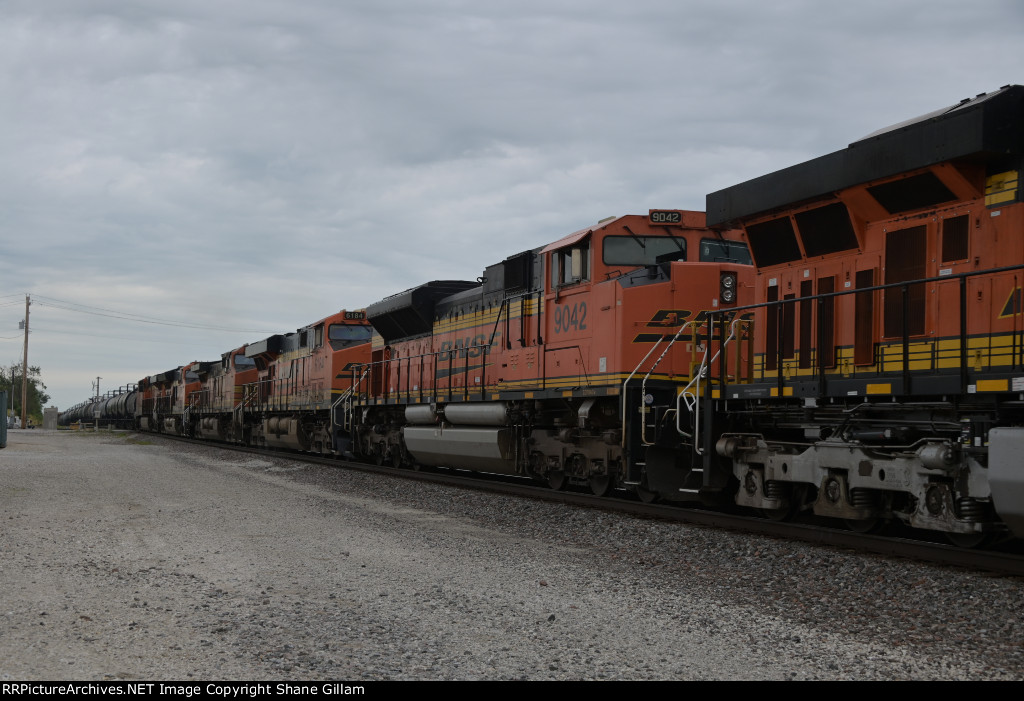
[699,84,1024,546]
[62,84,1024,546]
[348,211,751,497]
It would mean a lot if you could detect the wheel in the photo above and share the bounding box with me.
[760,506,794,522]
[843,518,887,534]
[391,447,403,468]
[373,442,386,466]
[548,470,568,491]
[945,531,995,548]
[589,474,613,497]
[636,482,659,504]
[761,483,810,521]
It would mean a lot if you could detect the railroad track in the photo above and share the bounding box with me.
[146,431,1024,578]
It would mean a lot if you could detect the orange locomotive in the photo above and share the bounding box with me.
[239,308,373,453]
[348,210,752,499]
[132,309,373,453]
[702,85,1024,544]
[187,346,258,442]
[137,365,202,435]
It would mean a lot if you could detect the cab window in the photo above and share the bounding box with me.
[329,324,373,347]
[603,235,685,265]
[699,238,752,264]
[551,239,590,288]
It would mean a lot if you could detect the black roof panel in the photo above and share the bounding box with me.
[706,85,1024,227]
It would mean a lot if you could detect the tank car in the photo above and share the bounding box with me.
[58,401,90,427]
[346,210,753,498]
[101,387,138,428]
[700,84,1024,544]
[59,388,137,428]
[239,309,372,454]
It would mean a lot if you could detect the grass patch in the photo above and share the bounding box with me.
[123,436,153,446]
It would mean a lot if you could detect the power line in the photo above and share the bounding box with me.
[30,295,277,334]
[26,326,245,347]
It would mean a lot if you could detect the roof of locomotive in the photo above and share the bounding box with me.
[245,334,284,359]
[540,216,623,253]
[366,280,480,342]
[706,84,1024,227]
[147,367,180,384]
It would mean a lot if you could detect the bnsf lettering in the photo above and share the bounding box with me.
[554,302,587,334]
[438,334,491,360]
[646,309,691,327]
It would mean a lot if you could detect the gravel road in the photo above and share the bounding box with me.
[1,429,1022,681]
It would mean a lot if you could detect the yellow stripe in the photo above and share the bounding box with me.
[976,379,1009,392]
[433,300,542,334]
[986,170,1018,206]
[866,383,892,395]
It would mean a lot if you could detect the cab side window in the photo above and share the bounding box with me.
[551,239,590,288]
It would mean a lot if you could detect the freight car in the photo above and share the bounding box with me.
[345,210,753,498]
[58,387,137,429]
[697,84,1024,545]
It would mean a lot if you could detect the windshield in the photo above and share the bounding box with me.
[329,324,373,344]
[699,238,752,264]
[603,236,685,266]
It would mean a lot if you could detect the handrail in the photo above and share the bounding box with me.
[638,321,696,445]
[620,320,697,448]
[702,260,1024,393]
[332,367,369,433]
[353,344,491,403]
[621,331,676,447]
[679,317,744,455]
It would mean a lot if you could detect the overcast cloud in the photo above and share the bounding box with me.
[1,0,1022,411]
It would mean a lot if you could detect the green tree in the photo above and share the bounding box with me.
[1,362,50,423]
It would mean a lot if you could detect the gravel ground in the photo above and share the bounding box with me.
[1,429,1022,681]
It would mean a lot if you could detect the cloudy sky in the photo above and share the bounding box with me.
[1,0,1023,412]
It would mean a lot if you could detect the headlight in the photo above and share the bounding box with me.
[720,272,737,304]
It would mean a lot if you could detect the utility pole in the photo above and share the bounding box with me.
[21,294,29,429]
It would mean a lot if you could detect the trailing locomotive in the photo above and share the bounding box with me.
[346,211,752,497]
[238,308,372,453]
[135,309,374,452]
